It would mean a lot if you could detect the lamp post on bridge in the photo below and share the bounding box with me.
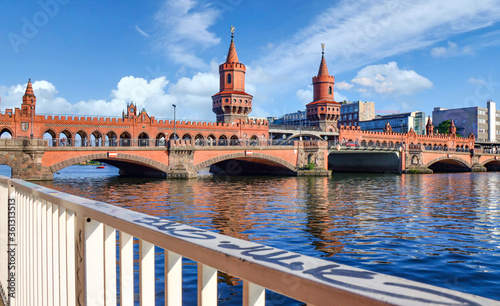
[399,119,404,150]
[172,104,177,140]
[298,110,303,141]
[29,99,34,139]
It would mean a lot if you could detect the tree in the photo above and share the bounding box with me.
[435,119,461,137]
[435,119,451,134]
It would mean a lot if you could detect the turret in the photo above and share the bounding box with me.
[426,116,433,136]
[449,119,456,135]
[21,78,36,117]
[305,44,340,132]
[212,27,253,123]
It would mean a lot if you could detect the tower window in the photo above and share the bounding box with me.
[227,74,232,84]
[329,86,332,95]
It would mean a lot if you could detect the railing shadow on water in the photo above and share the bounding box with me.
[0,176,496,305]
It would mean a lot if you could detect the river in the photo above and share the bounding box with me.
[3,165,500,304]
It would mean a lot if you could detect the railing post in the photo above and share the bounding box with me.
[243,281,265,306]
[119,232,134,306]
[139,240,155,305]
[104,225,116,305]
[197,264,217,306]
[165,250,182,306]
[84,218,104,306]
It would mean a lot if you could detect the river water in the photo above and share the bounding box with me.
[3,165,500,304]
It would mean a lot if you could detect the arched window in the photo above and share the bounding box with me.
[329,86,332,95]
[227,74,232,84]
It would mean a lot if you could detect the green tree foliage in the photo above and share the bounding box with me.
[435,119,461,137]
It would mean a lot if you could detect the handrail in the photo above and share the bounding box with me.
[0,176,496,305]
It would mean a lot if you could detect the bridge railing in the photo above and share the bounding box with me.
[1,176,495,305]
[269,124,321,131]
[169,139,297,147]
[43,138,168,148]
[328,140,403,150]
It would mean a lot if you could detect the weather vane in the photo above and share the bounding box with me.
[231,26,235,35]
[321,43,325,54]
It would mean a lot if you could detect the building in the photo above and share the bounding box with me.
[338,100,375,127]
[212,29,253,123]
[305,44,341,132]
[358,111,426,134]
[268,111,308,126]
[432,100,498,141]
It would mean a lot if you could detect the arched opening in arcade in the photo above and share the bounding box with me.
[106,131,117,147]
[218,135,228,145]
[156,133,166,146]
[230,135,239,145]
[120,132,131,147]
[43,130,57,146]
[59,130,72,146]
[75,130,88,147]
[182,133,192,140]
[194,134,204,145]
[138,132,149,147]
[427,159,470,173]
[207,134,216,145]
[0,128,13,139]
[250,135,259,146]
[90,131,103,147]
[169,133,179,140]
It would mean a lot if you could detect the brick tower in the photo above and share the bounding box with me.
[426,116,434,135]
[306,44,340,132]
[212,27,253,123]
[22,78,36,117]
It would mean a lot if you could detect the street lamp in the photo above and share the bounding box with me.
[30,99,34,139]
[399,119,404,150]
[172,104,177,140]
[297,110,303,140]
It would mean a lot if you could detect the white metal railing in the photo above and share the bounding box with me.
[0,175,497,305]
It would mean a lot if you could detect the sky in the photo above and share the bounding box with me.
[1,0,500,122]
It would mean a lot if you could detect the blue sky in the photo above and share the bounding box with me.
[1,0,500,121]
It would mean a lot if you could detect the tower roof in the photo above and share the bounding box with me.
[225,27,239,63]
[24,78,34,96]
[426,116,433,126]
[317,44,329,76]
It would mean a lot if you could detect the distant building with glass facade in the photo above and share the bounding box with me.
[358,111,426,135]
[432,100,499,141]
[338,100,375,127]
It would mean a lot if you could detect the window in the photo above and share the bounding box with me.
[354,113,358,119]
[329,86,332,95]
[479,119,486,123]
[348,114,352,120]
[227,74,232,84]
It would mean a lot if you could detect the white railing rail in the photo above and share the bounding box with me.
[0,175,496,305]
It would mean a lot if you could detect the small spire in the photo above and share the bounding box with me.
[426,116,433,126]
[225,26,239,63]
[24,78,34,96]
[317,44,329,76]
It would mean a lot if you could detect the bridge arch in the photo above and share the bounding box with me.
[0,127,13,138]
[193,152,297,174]
[48,152,169,174]
[424,156,471,172]
[481,158,500,171]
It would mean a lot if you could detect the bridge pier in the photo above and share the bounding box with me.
[167,148,198,178]
[471,163,487,172]
[0,139,53,181]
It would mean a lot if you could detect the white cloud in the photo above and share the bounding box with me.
[336,81,353,90]
[154,0,220,68]
[296,88,312,105]
[135,25,150,37]
[430,41,474,58]
[351,62,433,95]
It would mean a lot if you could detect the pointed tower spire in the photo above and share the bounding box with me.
[317,43,329,76]
[426,116,434,136]
[225,26,239,63]
[22,78,36,111]
[449,119,456,135]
